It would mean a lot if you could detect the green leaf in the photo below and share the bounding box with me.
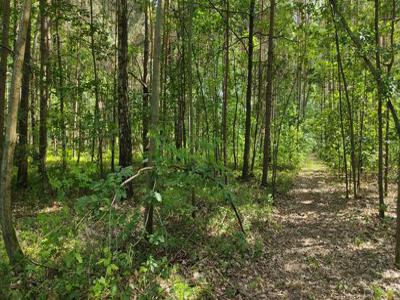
[75,252,83,264]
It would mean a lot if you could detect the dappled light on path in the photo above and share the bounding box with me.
[209,158,400,299]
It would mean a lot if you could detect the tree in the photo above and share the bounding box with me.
[144,0,163,235]
[89,0,104,175]
[0,0,11,164]
[39,0,51,189]
[261,0,275,187]
[142,0,150,156]
[55,0,67,169]
[333,15,356,199]
[242,0,255,179]
[17,18,31,188]
[117,0,133,175]
[374,0,384,218]
[0,0,32,266]
[222,0,229,184]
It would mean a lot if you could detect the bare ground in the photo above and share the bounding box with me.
[196,159,400,299]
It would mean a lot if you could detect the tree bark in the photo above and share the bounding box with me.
[39,0,50,188]
[0,0,31,266]
[17,19,31,188]
[374,0,385,219]
[261,0,275,187]
[145,0,162,235]
[396,141,400,268]
[0,0,11,164]
[90,0,104,175]
[55,0,67,169]
[241,0,255,179]
[222,0,229,183]
[187,0,194,154]
[117,0,133,172]
[333,18,356,199]
[142,0,150,156]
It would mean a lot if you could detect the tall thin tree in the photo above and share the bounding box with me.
[242,0,255,179]
[0,0,32,266]
[145,0,163,235]
[261,0,276,187]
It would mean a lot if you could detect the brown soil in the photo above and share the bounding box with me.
[203,159,400,299]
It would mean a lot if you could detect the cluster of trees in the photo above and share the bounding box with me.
[1,0,400,270]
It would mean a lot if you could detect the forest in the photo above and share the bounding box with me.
[1,0,400,298]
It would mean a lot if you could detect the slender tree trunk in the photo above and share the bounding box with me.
[187,0,194,153]
[111,5,118,172]
[251,37,264,173]
[145,0,162,235]
[0,0,11,164]
[17,19,31,188]
[337,67,349,199]
[90,0,103,175]
[232,53,239,170]
[117,0,133,176]
[241,0,255,179]
[30,28,38,162]
[142,0,149,155]
[384,0,396,197]
[261,0,275,187]
[374,0,385,219]
[357,73,366,190]
[396,141,400,268]
[39,0,50,188]
[72,40,81,159]
[222,0,229,183]
[333,20,356,199]
[55,0,67,169]
[385,107,390,196]
[0,0,31,266]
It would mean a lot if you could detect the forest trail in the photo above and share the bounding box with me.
[222,157,400,299]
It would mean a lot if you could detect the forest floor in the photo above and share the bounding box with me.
[2,157,400,299]
[201,158,400,299]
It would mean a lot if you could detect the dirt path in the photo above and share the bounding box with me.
[228,158,400,299]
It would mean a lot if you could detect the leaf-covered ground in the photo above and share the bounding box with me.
[1,158,400,299]
[193,159,400,299]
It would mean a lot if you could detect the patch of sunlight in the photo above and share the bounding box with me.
[301,154,326,171]
[160,267,211,299]
[300,200,313,204]
[38,202,63,214]
[284,260,304,272]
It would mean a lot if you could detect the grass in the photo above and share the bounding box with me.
[0,153,300,298]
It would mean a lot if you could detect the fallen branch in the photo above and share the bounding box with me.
[110,166,154,207]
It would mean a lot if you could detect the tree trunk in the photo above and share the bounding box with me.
[187,0,194,154]
[90,0,103,175]
[55,0,66,169]
[39,0,50,189]
[232,53,239,170]
[17,19,31,188]
[385,106,389,196]
[333,19,356,199]
[261,0,275,187]
[337,62,349,199]
[241,0,255,179]
[0,0,11,164]
[142,0,149,156]
[222,0,229,183]
[0,0,31,266]
[117,0,133,173]
[145,0,162,235]
[396,141,400,268]
[375,0,385,219]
